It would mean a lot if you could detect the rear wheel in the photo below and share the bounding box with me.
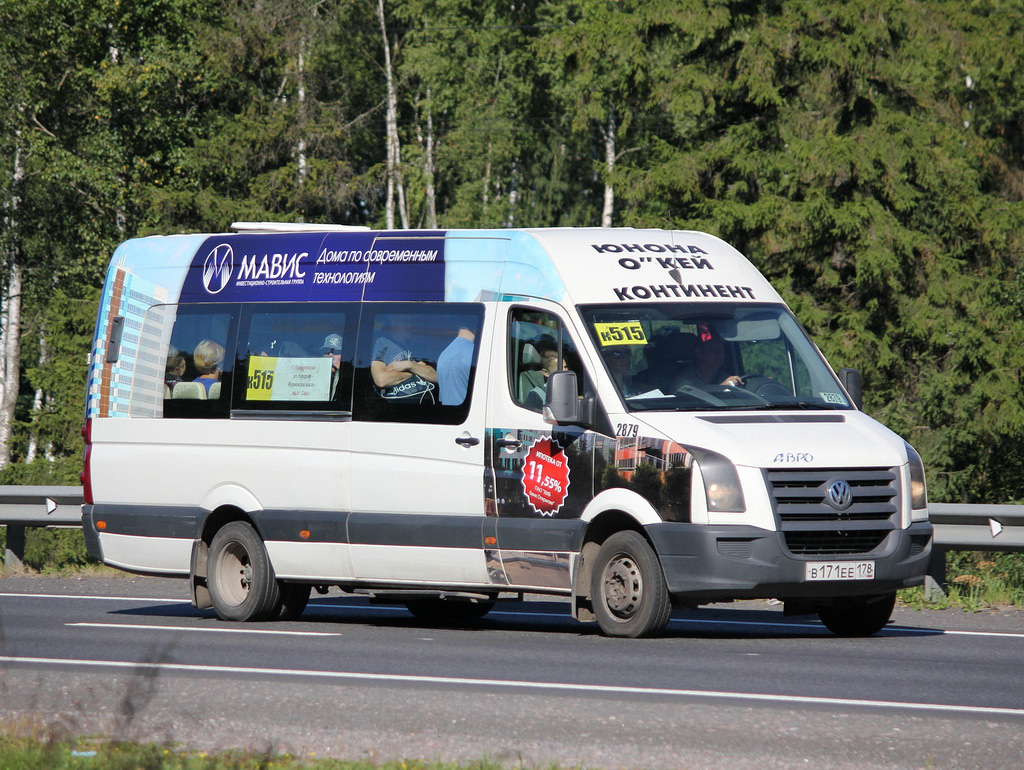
[208,521,281,621]
[404,597,495,622]
[817,592,896,637]
[591,531,671,638]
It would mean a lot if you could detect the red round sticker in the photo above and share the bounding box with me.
[521,437,571,516]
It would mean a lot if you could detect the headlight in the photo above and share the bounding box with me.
[905,441,928,510]
[691,448,746,513]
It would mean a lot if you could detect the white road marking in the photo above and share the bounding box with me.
[1,655,1021,718]
[66,622,339,637]
[1,592,183,603]
[5,593,1024,640]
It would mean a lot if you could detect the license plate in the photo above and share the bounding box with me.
[805,560,875,581]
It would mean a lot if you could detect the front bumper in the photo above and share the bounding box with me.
[646,520,933,602]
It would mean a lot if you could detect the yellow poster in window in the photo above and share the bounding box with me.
[594,321,648,346]
[246,355,277,401]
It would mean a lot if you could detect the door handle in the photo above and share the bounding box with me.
[495,437,522,449]
[455,436,481,447]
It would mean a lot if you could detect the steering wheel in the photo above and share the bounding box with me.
[734,373,790,398]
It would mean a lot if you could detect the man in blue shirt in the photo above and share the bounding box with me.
[437,326,476,405]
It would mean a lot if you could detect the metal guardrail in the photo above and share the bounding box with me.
[0,485,85,569]
[2,487,1023,595]
[0,485,85,526]
[924,502,1024,600]
[928,502,1024,552]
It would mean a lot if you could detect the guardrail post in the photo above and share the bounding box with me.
[924,546,947,601]
[3,525,27,571]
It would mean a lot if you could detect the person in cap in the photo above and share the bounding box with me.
[319,333,344,398]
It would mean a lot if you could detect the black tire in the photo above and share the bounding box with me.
[817,592,896,637]
[591,531,671,638]
[207,521,281,622]
[276,582,311,621]
[404,597,495,622]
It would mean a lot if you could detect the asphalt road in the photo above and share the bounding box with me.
[1,575,1023,769]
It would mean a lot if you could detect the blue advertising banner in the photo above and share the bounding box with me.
[178,231,447,303]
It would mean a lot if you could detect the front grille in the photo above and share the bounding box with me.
[765,467,900,556]
[785,530,890,555]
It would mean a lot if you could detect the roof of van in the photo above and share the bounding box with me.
[103,226,782,307]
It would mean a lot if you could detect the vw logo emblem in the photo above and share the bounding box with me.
[202,243,234,294]
[826,479,853,510]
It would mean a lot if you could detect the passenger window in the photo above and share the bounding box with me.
[508,308,588,412]
[123,304,170,418]
[352,303,483,424]
[234,303,354,415]
[160,304,236,419]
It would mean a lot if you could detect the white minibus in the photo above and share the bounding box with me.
[82,224,932,637]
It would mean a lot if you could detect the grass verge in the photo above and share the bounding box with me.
[0,737,518,770]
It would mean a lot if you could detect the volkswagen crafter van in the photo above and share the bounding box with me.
[81,224,932,637]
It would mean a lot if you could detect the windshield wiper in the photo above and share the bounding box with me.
[739,400,841,411]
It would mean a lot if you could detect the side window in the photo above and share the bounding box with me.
[508,308,589,412]
[234,303,354,415]
[161,304,236,419]
[353,303,484,425]
[129,304,175,418]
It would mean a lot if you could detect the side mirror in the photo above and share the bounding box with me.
[544,370,580,425]
[838,368,863,410]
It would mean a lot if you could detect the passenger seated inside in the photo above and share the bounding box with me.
[371,318,438,404]
[192,339,225,396]
[165,348,186,390]
[646,331,697,393]
[517,343,546,403]
[525,341,569,410]
[437,326,476,406]
[601,346,643,397]
[319,333,344,398]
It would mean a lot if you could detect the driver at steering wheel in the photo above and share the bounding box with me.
[695,323,744,387]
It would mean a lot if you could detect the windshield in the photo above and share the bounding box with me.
[580,303,852,412]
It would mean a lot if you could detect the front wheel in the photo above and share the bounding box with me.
[816,592,896,637]
[591,531,671,638]
[276,582,311,620]
[208,521,281,622]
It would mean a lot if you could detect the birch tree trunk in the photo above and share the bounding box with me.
[297,38,307,189]
[109,28,127,238]
[423,87,437,229]
[377,0,408,229]
[25,331,47,463]
[482,142,492,212]
[601,112,616,228]
[0,131,25,470]
[0,261,23,470]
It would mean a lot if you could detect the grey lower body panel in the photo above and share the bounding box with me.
[646,520,933,602]
[81,505,103,562]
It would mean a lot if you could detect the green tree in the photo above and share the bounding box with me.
[628,0,1024,503]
